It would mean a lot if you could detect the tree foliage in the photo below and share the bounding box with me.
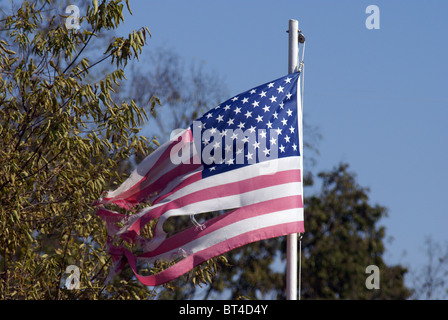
[301,163,411,299]
[0,0,159,299]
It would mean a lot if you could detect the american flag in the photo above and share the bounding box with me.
[96,72,304,286]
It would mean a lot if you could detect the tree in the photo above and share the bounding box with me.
[120,47,229,142]
[0,0,159,299]
[410,237,448,300]
[300,163,411,299]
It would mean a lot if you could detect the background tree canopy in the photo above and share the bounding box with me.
[1,0,438,300]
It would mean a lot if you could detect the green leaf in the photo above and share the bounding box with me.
[93,0,98,15]
[125,0,133,15]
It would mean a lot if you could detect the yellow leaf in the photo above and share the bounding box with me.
[93,0,98,15]
[152,138,160,147]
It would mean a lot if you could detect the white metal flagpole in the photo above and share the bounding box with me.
[286,18,299,300]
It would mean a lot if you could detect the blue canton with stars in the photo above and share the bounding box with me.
[190,72,301,178]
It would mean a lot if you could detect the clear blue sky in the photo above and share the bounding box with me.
[112,0,447,293]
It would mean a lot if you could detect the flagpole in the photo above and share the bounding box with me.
[286,18,299,301]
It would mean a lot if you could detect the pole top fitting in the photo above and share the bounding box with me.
[298,30,305,43]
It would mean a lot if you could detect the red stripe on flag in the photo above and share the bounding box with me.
[152,171,202,205]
